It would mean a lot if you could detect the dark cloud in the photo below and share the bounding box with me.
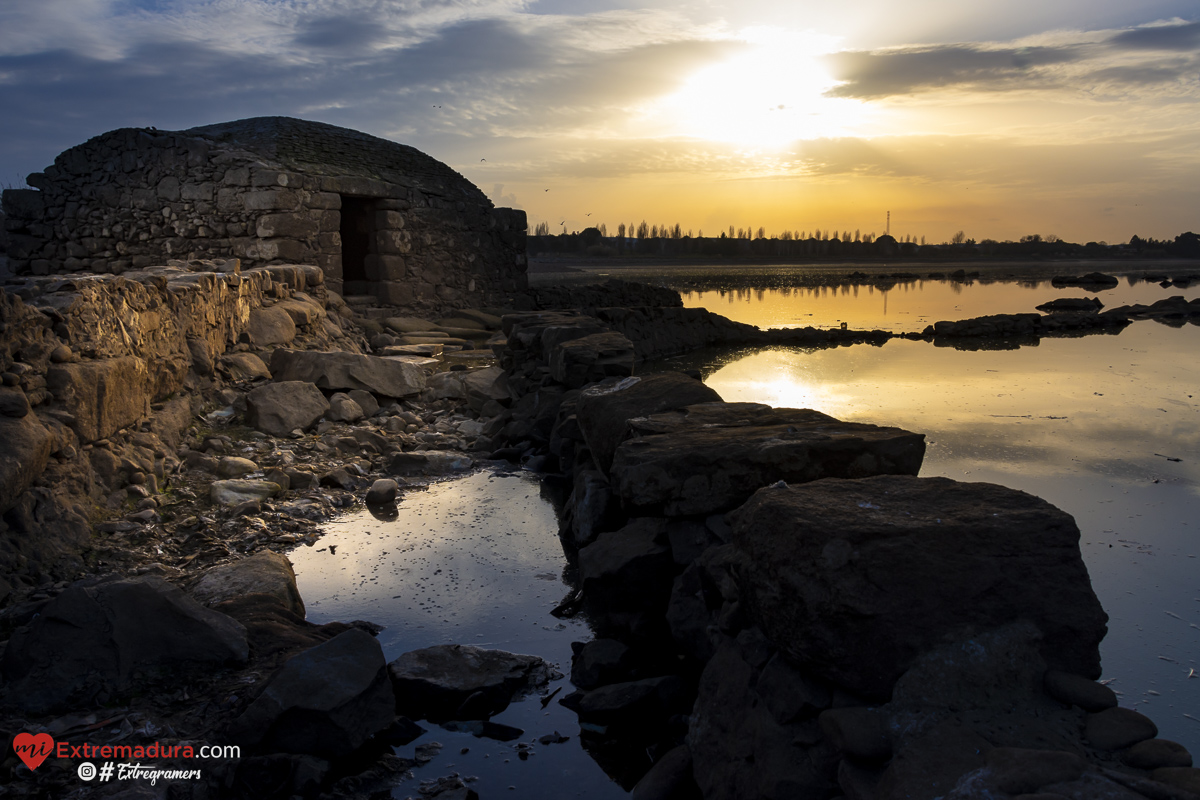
[823,44,1082,98]
[1087,60,1197,85]
[293,16,393,49]
[1108,21,1200,51]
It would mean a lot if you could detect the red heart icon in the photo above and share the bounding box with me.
[13,732,55,771]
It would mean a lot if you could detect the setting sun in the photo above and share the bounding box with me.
[653,27,869,146]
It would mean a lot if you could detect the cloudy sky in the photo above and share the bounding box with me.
[1,0,1197,243]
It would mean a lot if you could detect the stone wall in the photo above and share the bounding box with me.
[0,262,359,598]
[1,117,527,314]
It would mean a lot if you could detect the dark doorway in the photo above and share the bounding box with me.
[339,196,374,293]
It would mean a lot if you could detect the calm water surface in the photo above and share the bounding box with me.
[681,278,1200,332]
[289,470,630,799]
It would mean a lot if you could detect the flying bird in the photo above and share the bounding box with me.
[480,158,486,162]
[544,189,550,192]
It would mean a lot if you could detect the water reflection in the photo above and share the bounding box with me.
[680,279,1200,332]
[289,470,630,799]
[677,322,1200,754]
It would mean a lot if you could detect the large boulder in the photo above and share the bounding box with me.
[228,629,395,757]
[192,550,306,617]
[0,413,53,513]
[575,374,723,474]
[245,381,329,437]
[1,576,248,713]
[269,349,425,398]
[388,644,556,720]
[728,476,1108,699]
[610,405,926,516]
[246,305,297,346]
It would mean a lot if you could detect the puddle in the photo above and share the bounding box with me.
[289,469,630,798]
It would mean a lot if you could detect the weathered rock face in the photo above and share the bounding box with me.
[1,576,249,713]
[388,644,557,720]
[228,629,395,757]
[688,642,839,799]
[246,380,330,437]
[45,356,153,443]
[575,373,723,475]
[611,407,926,517]
[728,476,1108,699]
[0,413,53,513]
[270,349,426,398]
[191,550,306,617]
[548,331,637,389]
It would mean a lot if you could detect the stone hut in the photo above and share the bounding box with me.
[0,117,528,311]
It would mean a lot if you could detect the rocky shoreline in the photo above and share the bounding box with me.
[0,269,1197,798]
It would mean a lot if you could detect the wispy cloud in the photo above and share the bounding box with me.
[824,44,1083,98]
[1107,19,1200,51]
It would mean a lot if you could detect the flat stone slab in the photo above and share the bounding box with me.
[388,644,556,720]
[610,406,926,516]
[270,349,426,398]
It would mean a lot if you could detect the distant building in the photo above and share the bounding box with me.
[0,117,527,310]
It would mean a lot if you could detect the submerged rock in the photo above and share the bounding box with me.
[388,644,557,721]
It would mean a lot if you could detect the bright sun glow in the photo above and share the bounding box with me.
[656,27,867,147]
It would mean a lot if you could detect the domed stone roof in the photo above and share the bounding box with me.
[184,116,485,203]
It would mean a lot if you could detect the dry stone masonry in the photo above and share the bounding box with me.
[1,117,527,313]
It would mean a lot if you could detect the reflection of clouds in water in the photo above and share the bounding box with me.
[289,470,570,656]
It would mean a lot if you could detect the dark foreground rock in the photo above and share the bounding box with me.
[228,628,395,757]
[388,644,558,720]
[1052,271,1120,288]
[2,576,249,713]
[727,476,1108,699]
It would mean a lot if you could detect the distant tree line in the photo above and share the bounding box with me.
[528,222,1200,261]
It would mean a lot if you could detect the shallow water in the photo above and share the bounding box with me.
[289,470,630,799]
[680,278,1200,332]
[653,318,1200,755]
